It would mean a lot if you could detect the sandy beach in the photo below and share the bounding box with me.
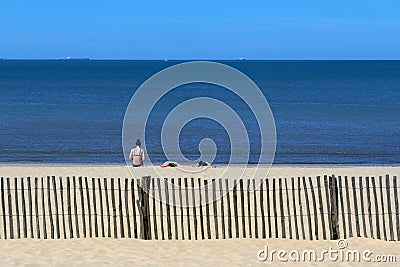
[1,163,399,180]
[0,164,399,266]
[1,237,399,266]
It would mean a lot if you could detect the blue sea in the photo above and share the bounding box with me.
[0,60,399,164]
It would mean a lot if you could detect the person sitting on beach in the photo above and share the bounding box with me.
[129,139,145,167]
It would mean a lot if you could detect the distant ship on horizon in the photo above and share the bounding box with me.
[59,57,90,61]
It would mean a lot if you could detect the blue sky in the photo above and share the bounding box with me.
[1,0,399,59]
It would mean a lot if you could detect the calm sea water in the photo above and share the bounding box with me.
[0,60,399,164]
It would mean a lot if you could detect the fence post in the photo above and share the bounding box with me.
[170,178,176,240]
[7,178,14,239]
[185,178,191,240]
[329,175,339,240]
[165,178,171,240]
[15,178,21,239]
[138,176,151,240]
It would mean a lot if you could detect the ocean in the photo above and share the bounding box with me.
[0,60,399,164]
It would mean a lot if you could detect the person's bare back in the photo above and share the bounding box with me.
[129,139,145,167]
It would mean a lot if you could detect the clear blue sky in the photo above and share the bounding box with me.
[1,0,399,59]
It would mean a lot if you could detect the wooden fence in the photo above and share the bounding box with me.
[0,175,399,241]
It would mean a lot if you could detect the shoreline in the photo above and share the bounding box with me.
[1,162,400,167]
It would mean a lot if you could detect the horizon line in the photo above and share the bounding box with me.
[1,58,400,61]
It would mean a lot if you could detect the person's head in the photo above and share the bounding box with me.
[135,139,141,147]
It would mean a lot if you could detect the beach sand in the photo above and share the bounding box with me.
[1,163,399,180]
[0,164,399,266]
[1,236,399,266]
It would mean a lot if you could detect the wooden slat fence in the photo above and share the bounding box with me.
[0,175,399,241]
